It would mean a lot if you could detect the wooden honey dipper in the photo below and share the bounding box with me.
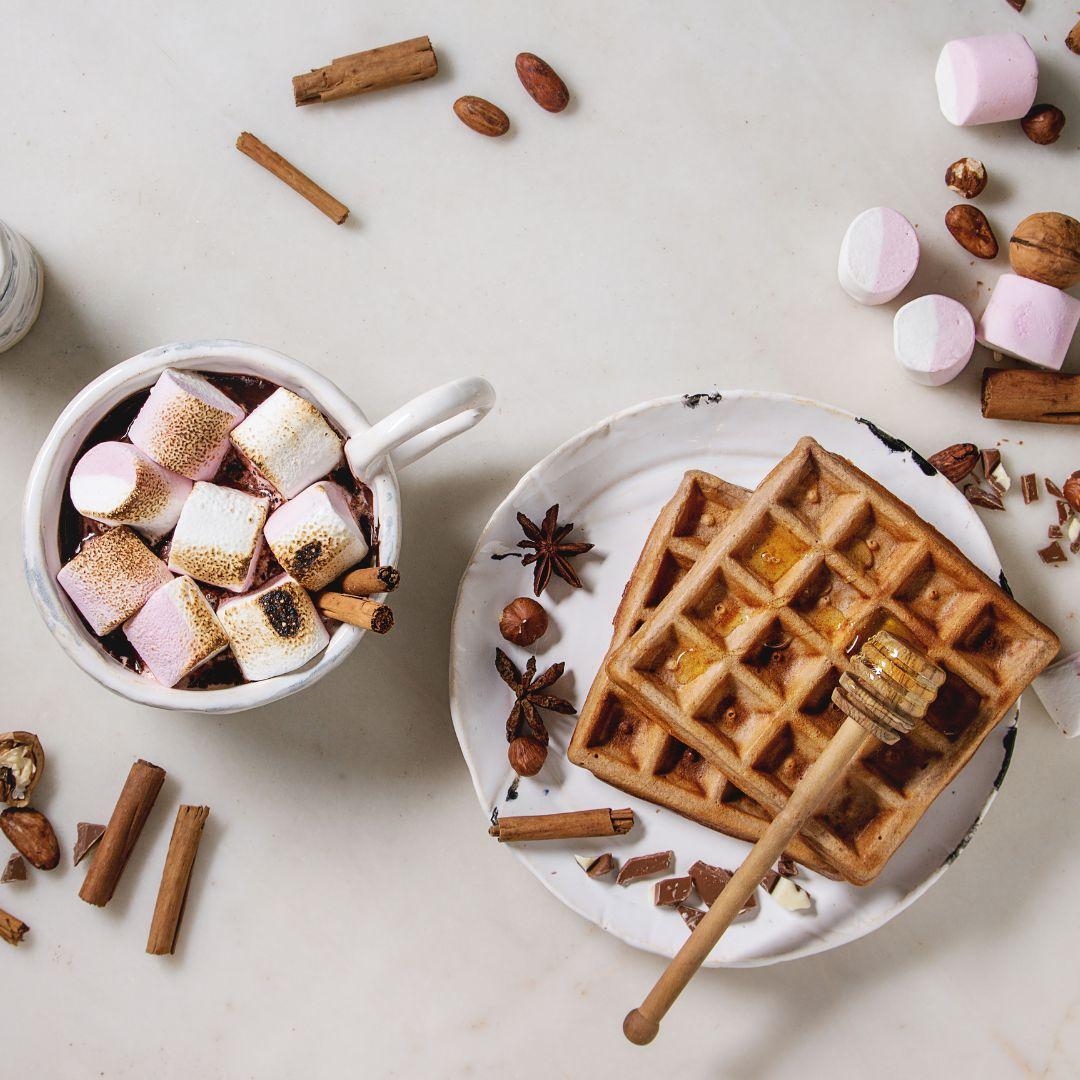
[623,630,945,1045]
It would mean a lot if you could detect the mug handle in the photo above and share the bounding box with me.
[344,377,496,479]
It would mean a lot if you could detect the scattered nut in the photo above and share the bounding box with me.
[1063,474,1080,515]
[1069,18,1080,54]
[945,205,998,259]
[0,733,43,807]
[1020,104,1066,145]
[508,735,547,776]
[945,157,987,199]
[515,53,570,113]
[0,808,60,871]
[453,96,510,137]
[499,597,549,647]
[928,443,979,484]
[1010,212,1080,289]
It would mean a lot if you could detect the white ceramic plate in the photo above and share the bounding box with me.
[449,392,1018,967]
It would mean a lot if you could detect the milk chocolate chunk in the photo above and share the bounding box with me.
[573,851,616,879]
[616,850,674,886]
[1039,541,1067,564]
[980,448,1001,477]
[677,903,705,930]
[1021,474,1039,504]
[1047,478,1064,499]
[1,853,26,883]
[653,875,693,906]
[73,822,106,867]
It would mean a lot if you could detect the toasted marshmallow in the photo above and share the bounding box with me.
[263,481,369,591]
[123,576,228,687]
[217,574,329,681]
[230,388,344,499]
[129,369,246,481]
[69,441,192,540]
[168,482,270,592]
[57,526,173,636]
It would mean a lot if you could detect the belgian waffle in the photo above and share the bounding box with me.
[607,437,1059,885]
[567,471,839,877]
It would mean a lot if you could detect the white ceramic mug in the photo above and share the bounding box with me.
[22,340,495,713]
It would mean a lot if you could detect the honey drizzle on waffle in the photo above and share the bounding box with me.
[567,471,840,878]
[607,437,1059,885]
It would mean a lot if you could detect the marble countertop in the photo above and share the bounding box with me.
[2,2,1078,1077]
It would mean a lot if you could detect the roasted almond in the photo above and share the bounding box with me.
[928,443,979,483]
[945,205,998,259]
[0,807,60,870]
[453,96,510,137]
[515,53,569,112]
[1063,474,1080,514]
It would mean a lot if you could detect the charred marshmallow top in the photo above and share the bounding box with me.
[263,481,369,591]
[217,574,330,681]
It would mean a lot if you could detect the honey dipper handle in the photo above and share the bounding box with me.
[623,715,870,1046]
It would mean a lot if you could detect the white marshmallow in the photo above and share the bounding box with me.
[69,441,192,540]
[123,576,229,687]
[893,295,975,386]
[838,208,919,306]
[1033,653,1080,738]
[57,526,173,636]
[217,574,330,681]
[263,481,369,591]
[168,482,270,592]
[129,369,246,481]
[935,33,1038,127]
[976,274,1080,371]
[230,388,344,499]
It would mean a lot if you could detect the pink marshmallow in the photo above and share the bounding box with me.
[976,274,1080,371]
[57,526,173,636]
[893,295,975,386]
[69,441,192,540]
[129,369,246,481]
[123,576,228,687]
[838,208,919,306]
[263,481,369,591]
[935,33,1037,126]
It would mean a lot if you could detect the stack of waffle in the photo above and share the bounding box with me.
[568,437,1058,884]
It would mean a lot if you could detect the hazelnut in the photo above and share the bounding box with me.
[1064,474,1080,516]
[945,157,987,199]
[1009,212,1080,289]
[508,735,547,776]
[1020,104,1065,145]
[499,597,549,647]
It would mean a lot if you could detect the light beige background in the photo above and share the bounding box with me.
[2,2,1079,1077]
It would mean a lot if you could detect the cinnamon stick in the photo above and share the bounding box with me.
[293,36,438,106]
[147,805,209,956]
[489,808,634,843]
[235,132,349,225]
[316,592,394,633]
[339,565,400,596]
[79,759,166,907]
[981,368,1080,424]
[0,906,28,946]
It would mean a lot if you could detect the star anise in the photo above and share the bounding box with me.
[495,648,576,745]
[516,504,594,596]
